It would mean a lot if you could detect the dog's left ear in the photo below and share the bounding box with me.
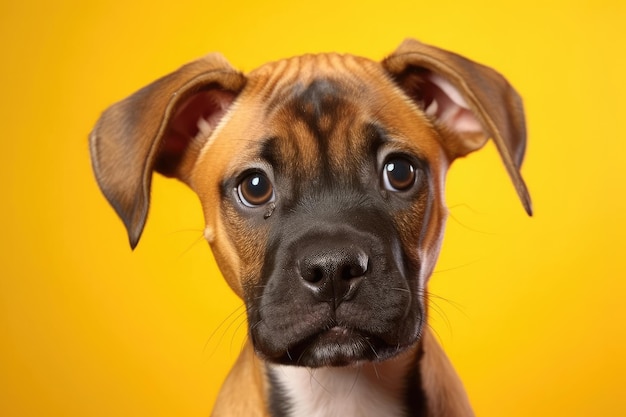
[383,39,532,215]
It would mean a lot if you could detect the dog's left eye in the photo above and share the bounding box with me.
[237,173,275,207]
[382,157,417,191]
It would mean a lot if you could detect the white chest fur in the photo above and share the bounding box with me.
[269,362,409,417]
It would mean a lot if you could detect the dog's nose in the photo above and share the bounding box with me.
[298,245,368,307]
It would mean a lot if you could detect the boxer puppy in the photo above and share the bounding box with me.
[90,39,531,416]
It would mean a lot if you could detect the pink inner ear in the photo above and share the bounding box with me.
[169,89,235,144]
[157,89,235,175]
[422,73,483,134]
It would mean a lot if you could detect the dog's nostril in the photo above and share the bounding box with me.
[341,256,368,280]
[302,266,325,283]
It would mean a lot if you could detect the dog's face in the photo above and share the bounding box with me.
[193,59,449,366]
[90,39,530,368]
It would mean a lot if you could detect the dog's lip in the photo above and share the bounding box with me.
[304,325,360,345]
[325,326,350,336]
[275,325,387,367]
[316,326,355,344]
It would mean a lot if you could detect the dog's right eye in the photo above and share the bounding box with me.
[382,157,417,192]
[237,173,275,207]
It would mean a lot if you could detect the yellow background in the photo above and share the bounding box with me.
[2,0,625,416]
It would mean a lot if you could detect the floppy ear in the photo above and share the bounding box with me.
[383,39,532,215]
[90,54,246,248]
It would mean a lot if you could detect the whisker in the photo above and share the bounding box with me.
[447,211,496,235]
[203,304,246,352]
[239,333,250,354]
[365,337,381,360]
[308,368,331,395]
[371,362,380,380]
[427,291,469,317]
[347,364,362,397]
[162,228,207,258]
[179,231,209,257]
[426,297,453,336]
[230,314,250,353]
[203,304,247,359]
[425,322,445,345]
[389,287,411,293]
[448,202,492,215]
[432,260,480,274]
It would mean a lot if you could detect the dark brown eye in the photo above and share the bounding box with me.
[383,157,416,191]
[237,173,274,207]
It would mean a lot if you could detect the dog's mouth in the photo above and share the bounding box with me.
[275,326,392,368]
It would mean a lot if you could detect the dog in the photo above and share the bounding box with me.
[90,38,531,417]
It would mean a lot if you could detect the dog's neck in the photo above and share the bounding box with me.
[266,346,423,417]
[264,330,475,417]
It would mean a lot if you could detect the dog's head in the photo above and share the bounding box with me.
[90,39,530,368]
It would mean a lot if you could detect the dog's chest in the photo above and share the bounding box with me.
[269,364,407,417]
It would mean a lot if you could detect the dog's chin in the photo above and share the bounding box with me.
[269,327,401,368]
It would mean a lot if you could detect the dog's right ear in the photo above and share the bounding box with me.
[90,54,246,249]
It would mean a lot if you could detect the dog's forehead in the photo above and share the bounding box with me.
[247,53,381,88]
[259,77,373,175]
[249,53,394,124]
[230,54,434,170]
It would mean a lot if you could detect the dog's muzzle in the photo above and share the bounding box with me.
[246,203,425,368]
